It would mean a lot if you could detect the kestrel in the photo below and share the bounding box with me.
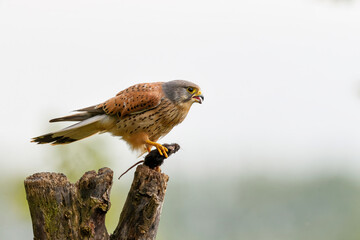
[32,80,204,157]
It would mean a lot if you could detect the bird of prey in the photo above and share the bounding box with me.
[32,80,204,157]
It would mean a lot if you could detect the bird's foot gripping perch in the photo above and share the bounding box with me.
[118,143,180,179]
[145,140,169,158]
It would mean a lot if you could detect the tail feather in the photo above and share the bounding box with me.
[76,105,104,113]
[32,115,106,145]
[49,112,96,123]
[32,133,78,144]
[49,105,104,122]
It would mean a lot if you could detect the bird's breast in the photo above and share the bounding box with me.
[110,99,189,140]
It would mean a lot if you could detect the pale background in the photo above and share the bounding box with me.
[1,0,360,239]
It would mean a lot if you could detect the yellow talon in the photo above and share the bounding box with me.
[145,140,169,158]
[146,146,152,153]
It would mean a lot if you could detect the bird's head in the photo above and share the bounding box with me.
[162,80,204,106]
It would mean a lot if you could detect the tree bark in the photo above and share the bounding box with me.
[110,165,169,240]
[25,165,169,240]
[24,167,113,240]
[25,144,178,239]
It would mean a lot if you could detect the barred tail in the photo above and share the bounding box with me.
[32,115,106,145]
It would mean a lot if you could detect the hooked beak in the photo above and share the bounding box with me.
[192,91,204,104]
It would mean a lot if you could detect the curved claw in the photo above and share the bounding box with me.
[145,140,169,158]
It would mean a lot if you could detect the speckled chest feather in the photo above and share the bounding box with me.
[112,98,189,141]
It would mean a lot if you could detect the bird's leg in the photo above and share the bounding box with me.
[145,139,169,158]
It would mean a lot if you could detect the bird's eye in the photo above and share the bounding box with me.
[187,87,195,94]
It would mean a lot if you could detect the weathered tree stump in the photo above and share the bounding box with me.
[24,143,179,240]
[25,168,113,240]
[110,165,169,240]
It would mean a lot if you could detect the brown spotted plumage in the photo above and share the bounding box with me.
[32,80,204,157]
[98,82,163,117]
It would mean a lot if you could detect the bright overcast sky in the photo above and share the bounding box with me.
[1,0,360,178]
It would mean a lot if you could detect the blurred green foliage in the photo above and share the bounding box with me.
[159,176,360,240]
[48,138,111,182]
[2,140,360,239]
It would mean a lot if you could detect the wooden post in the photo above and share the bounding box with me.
[110,165,169,240]
[24,168,113,240]
[24,144,178,240]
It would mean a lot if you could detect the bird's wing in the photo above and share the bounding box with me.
[96,82,164,117]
